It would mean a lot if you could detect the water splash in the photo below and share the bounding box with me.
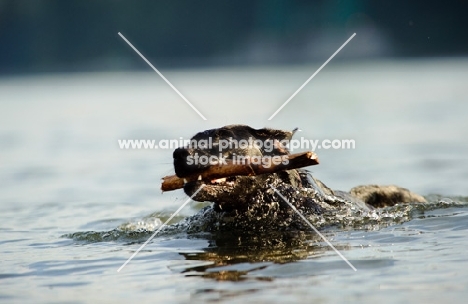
[65,197,468,243]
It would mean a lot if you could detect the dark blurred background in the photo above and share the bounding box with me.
[1,0,467,74]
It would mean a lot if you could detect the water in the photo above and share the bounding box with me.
[1,59,468,303]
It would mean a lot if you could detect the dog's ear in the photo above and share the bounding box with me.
[254,127,297,142]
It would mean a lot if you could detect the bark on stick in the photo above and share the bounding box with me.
[161,151,319,192]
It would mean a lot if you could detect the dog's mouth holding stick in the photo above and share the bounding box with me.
[160,125,320,212]
[161,151,319,192]
[161,151,319,212]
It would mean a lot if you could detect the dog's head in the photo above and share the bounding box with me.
[173,125,303,212]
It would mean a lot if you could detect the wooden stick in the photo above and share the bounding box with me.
[161,151,319,192]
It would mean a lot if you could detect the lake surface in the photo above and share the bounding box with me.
[1,59,468,303]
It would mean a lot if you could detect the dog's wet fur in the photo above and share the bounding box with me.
[171,125,426,232]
